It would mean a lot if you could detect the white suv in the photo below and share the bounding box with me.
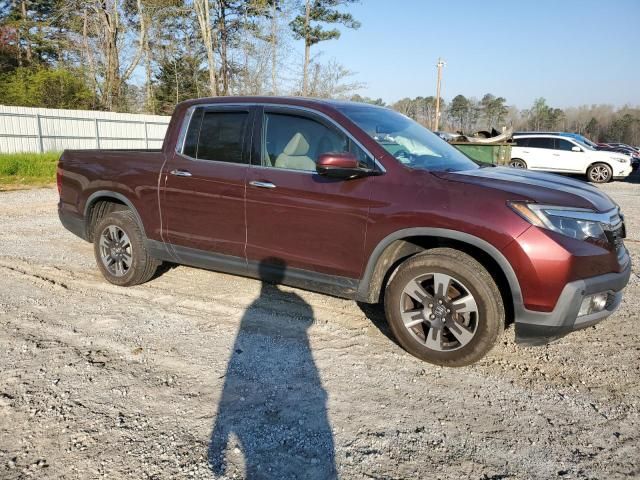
[510,134,632,183]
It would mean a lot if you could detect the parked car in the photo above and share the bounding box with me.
[603,143,639,153]
[57,97,631,367]
[597,145,640,170]
[514,131,599,149]
[510,134,633,182]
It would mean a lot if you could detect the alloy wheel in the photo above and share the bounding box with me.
[590,165,610,182]
[99,225,132,277]
[399,273,479,352]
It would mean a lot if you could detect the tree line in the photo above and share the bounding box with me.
[0,1,638,145]
[0,0,361,113]
[365,95,639,146]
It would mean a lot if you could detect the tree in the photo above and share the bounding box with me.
[448,94,469,131]
[154,52,208,114]
[480,93,508,128]
[1,0,62,67]
[0,66,94,108]
[585,117,599,140]
[193,0,218,96]
[350,94,385,106]
[306,58,363,98]
[290,0,359,96]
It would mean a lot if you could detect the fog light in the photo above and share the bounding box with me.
[578,293,608,317]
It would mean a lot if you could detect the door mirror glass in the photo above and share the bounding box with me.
[571,146,582,152]
[316,153,368,178]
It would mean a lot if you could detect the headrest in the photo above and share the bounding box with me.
[283,133,310,156]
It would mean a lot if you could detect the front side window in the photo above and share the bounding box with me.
[182,108,249,163]
[336,104,479,172]
[263,112,371,171]
[557,139,577,151]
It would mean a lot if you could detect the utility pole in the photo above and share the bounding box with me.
[434,58,446,131]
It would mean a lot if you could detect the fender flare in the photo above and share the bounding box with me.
[356,227,524,308]
[83,190,147,238]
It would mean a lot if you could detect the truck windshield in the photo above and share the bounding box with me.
[336,104,479,172]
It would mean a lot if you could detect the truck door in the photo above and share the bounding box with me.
[161,105,254,262]
[245,106,375,283]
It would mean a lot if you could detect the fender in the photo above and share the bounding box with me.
[356,227,525,310]
[83,190,148,239]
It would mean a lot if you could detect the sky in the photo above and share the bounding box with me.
[311,0,640,109]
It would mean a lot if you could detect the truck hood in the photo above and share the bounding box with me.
[434,166,616,212]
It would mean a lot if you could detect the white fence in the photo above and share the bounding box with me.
[0,105,171,153]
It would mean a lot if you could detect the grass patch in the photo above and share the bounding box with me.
[0,152,60,188]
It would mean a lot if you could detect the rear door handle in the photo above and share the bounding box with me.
[170,169,192,177]
[552,153,560,156]
[249,180,276,189]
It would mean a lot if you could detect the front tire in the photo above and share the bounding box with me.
[384,248,504,367]
[93,210,160,286]
[587,163,612,183]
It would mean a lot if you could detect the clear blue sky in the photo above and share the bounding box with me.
[313,0,640,108]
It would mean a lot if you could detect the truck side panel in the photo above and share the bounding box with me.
[58,150,167,241]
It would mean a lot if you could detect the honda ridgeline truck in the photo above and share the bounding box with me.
[57,97,631,366]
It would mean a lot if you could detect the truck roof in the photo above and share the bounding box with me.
[176,96,384,112]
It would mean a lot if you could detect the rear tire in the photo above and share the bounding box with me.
[509,158,527,169]
[93,210,160,286]
[587,163,612,183]
[384,248,504,367]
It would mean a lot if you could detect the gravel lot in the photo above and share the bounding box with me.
[0,179,638,479]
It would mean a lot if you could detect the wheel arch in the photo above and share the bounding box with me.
[84,191,147,241]
[356,228,524,325]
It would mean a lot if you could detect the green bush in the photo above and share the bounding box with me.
[0,152,60,185]
[0,67,94,110]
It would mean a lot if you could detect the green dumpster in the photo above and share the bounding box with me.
[451,142,512,166]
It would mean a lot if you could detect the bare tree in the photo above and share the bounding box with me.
[193,0,218,95]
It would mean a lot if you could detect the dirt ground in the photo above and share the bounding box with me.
[0,180,638,479]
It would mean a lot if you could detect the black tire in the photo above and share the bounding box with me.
[93,210,160,286]
[509,158,527,169]
[587,163,612,183]
[384,248,504,367]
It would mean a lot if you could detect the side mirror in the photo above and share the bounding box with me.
[571,146,582,152]
[316,152,370,179]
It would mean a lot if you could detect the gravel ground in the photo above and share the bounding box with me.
[0,179,638,479]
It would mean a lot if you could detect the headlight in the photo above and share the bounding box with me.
[508,202,607,241]
[611,156,628,163]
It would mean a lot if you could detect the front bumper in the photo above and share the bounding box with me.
[515,260,631,345]
[613,164,633,179]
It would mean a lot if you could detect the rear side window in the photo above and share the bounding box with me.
[527,137,554,149]
[182,109,249,163]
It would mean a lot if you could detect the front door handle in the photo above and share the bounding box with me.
[552,153,560,156]
[249,180,276,189]
[170,169,192,177]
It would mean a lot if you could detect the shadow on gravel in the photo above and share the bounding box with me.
[357,301,400,347]
[208,258,336,479]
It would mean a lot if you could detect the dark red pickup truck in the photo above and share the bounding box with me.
[58,97,631,366]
